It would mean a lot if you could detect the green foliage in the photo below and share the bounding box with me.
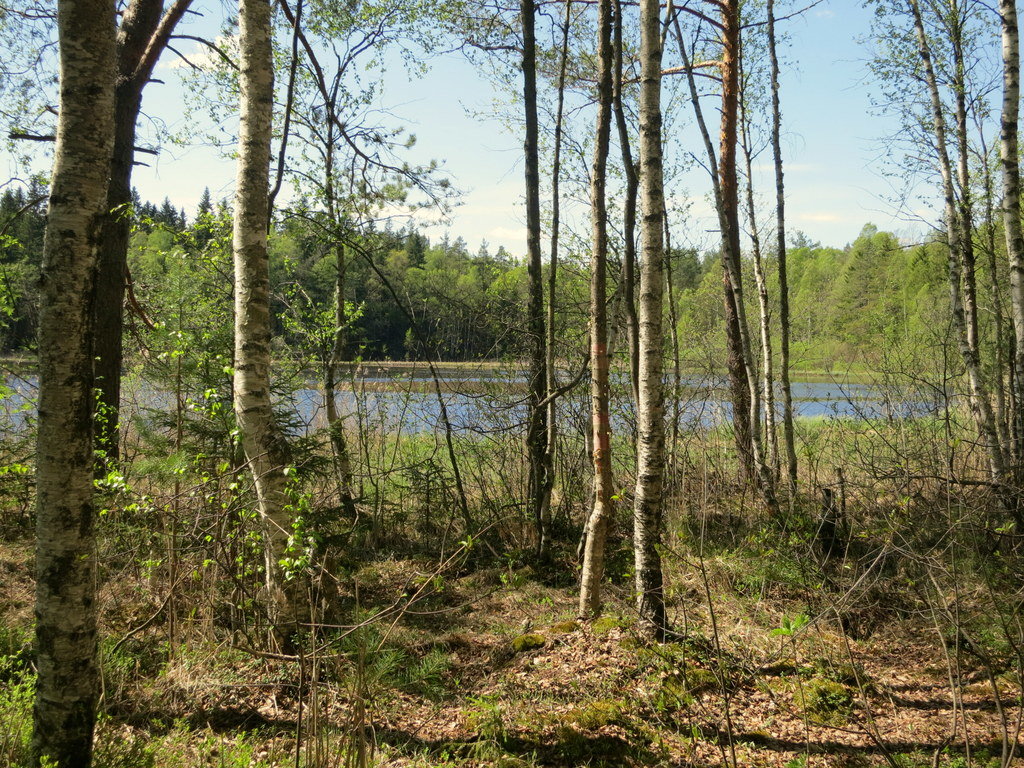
[0,654,32,767]
[771,613,810,637]
[333,623,453,700]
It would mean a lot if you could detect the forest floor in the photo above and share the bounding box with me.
[1,537,1021,768]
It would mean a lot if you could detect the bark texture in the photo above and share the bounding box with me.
[93,0,193,460]
[521,0,551,555]
[767,0,798,492]
[1001,0,1024,470]
[33,0,117,764]
[613,0,640,408]
[234,0,303,635]
[633,0,667,639]
[718,0,776,510]
[909,0,1005,487]
[739,111,779,481]
[578,0,614,618]
[323,119,357,519]
[672,9,755,484]
[543,0,573,537]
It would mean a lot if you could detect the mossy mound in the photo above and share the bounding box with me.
[814,657,874,692]
[806,678,854,722]
[591,615,633,636]
[548,620,579,635]
[511,633,547,653]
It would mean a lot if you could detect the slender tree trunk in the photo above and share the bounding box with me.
[323,123,357,519]
[665,217,682,471]
[234,0,303,637]
[718,2,756,486]
[521,0,551,556]
[324,241,358,519]
[93,0,193,461]
[718,0,777,510]
[613,0,640,407]
[543,0,573,539]
[909,0,1005,488]
[767,0,797,492]
[950,4,993,462]
[739,106,780,480]
[977,127,1011,454]
[578,0,615,619]
[33,1,116,764]
[672,12,754,482]
[633,0,667,639]
[1001,0,1024,474]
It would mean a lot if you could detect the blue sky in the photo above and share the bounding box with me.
[8,0,940,254]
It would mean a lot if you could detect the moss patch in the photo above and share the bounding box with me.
[591,615,633,636]
[511,633,547,653]
[806,678,854,722]
[548,620,579,635]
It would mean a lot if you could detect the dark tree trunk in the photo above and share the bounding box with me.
[543,0,573,537]
[93,0,193,461]
[521,0,551,556]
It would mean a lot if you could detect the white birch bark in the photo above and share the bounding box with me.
[33,1,117,764]
[234,0,303,635]
[767,0,798,492]
[1001,0,1024,470]
[909,0,1005,486]
[578,0,615,619]
[633,0,667,639]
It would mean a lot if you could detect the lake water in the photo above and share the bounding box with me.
[1,365,943,439]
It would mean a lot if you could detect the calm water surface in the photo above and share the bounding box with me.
[1,366,944,438]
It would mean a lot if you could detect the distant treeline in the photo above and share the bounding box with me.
[1,185,959,369]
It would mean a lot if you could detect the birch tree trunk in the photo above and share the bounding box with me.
[521,0,551,556]
[234,0,303,637]
[767,0,798,492]
[578,0,615,618]
[613,0,640,408]
[1001,0,1024,473]
[739,107,780,480]
[977,129,1011,455]
[909,0,1006,488]
[633,0,667,639]
[665,218,682,470]
[543,0,573,537]
[33,1,116,764]
[324,239,358,519]
[323,118,357,520]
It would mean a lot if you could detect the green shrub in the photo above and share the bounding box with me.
[0,657,32,768]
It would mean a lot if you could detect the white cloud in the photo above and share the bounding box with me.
[487,226,527,243]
